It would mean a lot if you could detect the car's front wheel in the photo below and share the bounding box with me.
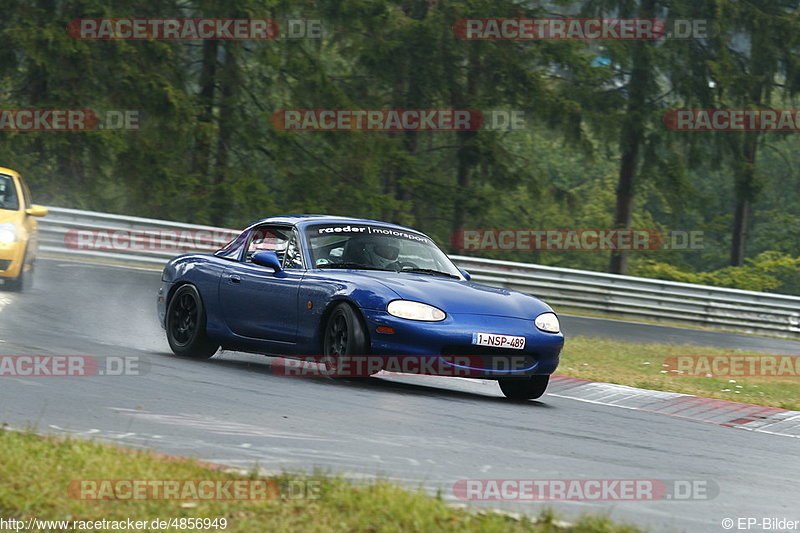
[3,249,29,292]
[166,284,219,359]
[498,375,550,400]
[3,268,25,292]
[322,302,374,377]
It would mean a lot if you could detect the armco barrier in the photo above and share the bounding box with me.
[450,256,800,339]
[37,207,800,339]
[37,207,238,267]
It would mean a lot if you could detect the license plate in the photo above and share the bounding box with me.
[471,332,526,350]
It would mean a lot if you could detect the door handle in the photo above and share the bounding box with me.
[229,275,241,284]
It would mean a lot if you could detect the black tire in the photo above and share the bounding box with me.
[166,284,219,359]
[322,303,372,377]
[3,270,24,292]
[3,257,28,292]
[498,375,550,400]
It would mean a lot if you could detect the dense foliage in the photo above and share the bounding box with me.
[1,0,799,292]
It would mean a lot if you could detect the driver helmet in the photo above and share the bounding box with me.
[357,238,400,268]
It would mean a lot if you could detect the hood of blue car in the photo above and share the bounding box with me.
[358,271,552,319]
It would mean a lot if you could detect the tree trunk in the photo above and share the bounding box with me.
[729,198,750,266]
[450,130,477,252]
[608,139,639,274]
[607,0,656,275]
[449,47,479,252]
[729,133,759,266]
[192,39,218,180]
[211,41,239,226]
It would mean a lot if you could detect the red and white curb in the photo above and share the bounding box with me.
[548,375,800,438]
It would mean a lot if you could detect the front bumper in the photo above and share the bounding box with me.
[360,309,563,378]
[156,281,173,329]
[0,241,25,278]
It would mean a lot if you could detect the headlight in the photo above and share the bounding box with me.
[0,223,17,244]
[387,300,446,321]
[535,312,560,333]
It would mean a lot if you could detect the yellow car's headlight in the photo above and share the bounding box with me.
[0,223,17,243]
[387,300,446,321]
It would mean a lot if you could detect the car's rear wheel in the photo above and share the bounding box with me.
[498,375,550,400]
[322,303,373,377]
[166,284,219,359]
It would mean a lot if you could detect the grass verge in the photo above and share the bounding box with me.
[0,429,646,532]
[559,337,799,410]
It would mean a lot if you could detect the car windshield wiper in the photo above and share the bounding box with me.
[318,262,392,271]
[399,267,460,279]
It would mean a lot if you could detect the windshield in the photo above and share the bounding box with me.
[305,224,462,278]
[0,174,19,211]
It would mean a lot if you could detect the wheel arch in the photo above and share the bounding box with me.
[165,280,195,309]
[317,297,371,353]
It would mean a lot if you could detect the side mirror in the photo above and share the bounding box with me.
[252,251,285,275]
[459,268,471,281]
[26,205,48,217]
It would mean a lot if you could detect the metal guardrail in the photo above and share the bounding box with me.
[38,207,800,339]
[38,207,238,267]
[451,256,800,339]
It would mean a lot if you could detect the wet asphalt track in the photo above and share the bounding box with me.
[1,258,799,532]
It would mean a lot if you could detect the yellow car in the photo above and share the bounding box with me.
[0,167,47,291]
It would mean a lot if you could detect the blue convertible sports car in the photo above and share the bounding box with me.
[157,215,564,400]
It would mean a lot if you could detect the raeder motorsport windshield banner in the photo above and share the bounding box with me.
[310,225,432,245]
